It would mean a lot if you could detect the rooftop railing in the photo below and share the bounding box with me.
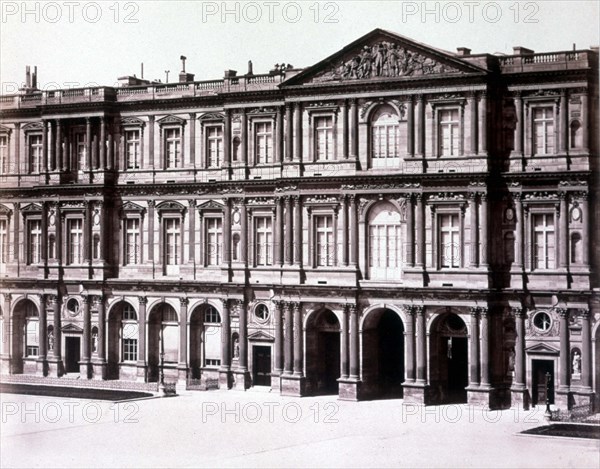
[498,50,591,72]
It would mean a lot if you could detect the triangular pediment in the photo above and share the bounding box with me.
[121,201,146,213]
[0,204,13,216]
[283,28,486,86]
[157,115,186,126]
[156,201,186,213]
[21,203,43,213]
[120,116,145,127]
[248,330,275,342]
[22,121,44,132]
[526,343,559,355]
[198,200,224,211]
[62,323,83,333]
[0,124,12,135]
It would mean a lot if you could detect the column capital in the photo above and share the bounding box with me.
[403,305,416,316]
[580,308,591,320]
[345,303,357,315]
[479,307,489,317]
[138,296,148,306]
[92,295,104,306]
[273,300,284,311]
[512,307,525,318]
[179,297,189,307]
[556,307,569,319]
[82,295,91,305]
[221,298,229,310]
[469,306,480,317]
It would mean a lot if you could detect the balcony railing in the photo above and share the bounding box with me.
[0,73,284,110]
[498,50,591,73]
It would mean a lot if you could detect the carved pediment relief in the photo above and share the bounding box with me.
[199,112,224,121]
[0,124,12,135]
[156,201,186,213]
[0,204,13,217]
[121,201,146,215]
[198,200,225,211]
[284,29,484,86]
[62,323,83,333]
[120,116,146,128]
[22,122,44,132]
[21,203,43,213]
[157,115,186,126]
[525,343,559,355]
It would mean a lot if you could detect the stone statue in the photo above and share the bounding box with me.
[48,330,54,350]
[233,337,239,358]
[508,348,515,372]
[92,331,98,353]
[572,351,581,374]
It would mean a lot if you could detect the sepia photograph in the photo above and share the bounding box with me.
[0,0,599,467]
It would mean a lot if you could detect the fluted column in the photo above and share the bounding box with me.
[416,306,426,383]
[283,302,293,374]
[349,195,357,266]
[559,192,568,269]
[136,297,147,380]
[285,104,293,162]
[581,309,592,390]
[514,94,523,155]
[223,199,232,266]
[178,298,188,375]
[238,301,248,371]
[274,197,283,266]
[480,308,490,388]
[558,308,570,391]
[341,100,349,159]
[293,196,302,266]
[469,194,479,267]
[469,307,480,386]
[220,299,231,371]
[415,96,424,157]
[349,304,359,379]
[284,196,293,265]
[480,193,488,267]
[96,296,106,362]
[349,99,358,159]
[478,93,487,154]
[293,302,303,376]
[274,301,283,374]
[340,304,349,379]
[514,308,525,388]
[294,103,302,161]
[514,195,524,268]
[275,107,283,164]
[404,306,415,383]
[85,117,92,171]
[416,194,425,267]
[581,194,589,266]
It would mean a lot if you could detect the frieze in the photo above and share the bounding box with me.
[246,197,274,206]
[304,195,340,205]
[310,41,462,83]
[340,182,420,191]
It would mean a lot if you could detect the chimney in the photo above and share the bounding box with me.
[178,55,195,82]
[32,66,37,89]
[247,60,254,76]
[25,66,31,88]
[512,46,535,55]
[224,69,237,78]
[456,47,471,56]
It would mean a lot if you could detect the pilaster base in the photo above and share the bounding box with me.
[510,385,530,410]
[232,370,251,390]
[46,358,64,377]
[176,365,188,383]
[36,358,47,377]
[271,372,282,392]
[402,382,429,405]
[219,369,232,389]
[280,374,306,396]
[571,389,595,410]
[554,389,572,409]
[136,363,147,382]
[466,385,498,409]
[0,356,11,375]
[91,360,107,380]
[337,378,361,401]
[79,361,91,379]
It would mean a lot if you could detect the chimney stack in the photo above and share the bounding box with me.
[247,60,254,76]
[456,47,471,56]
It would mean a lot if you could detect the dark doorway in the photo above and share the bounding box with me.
[253,346,271,386]
[378,310,405,397]
[65,337,81,373]
[320,331,341,393]
[532,359,554,406]
[444,336,468,403]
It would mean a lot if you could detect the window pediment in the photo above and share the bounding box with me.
[0,204,13,217]
[120,117,146,128]
[22,122,44,133]
[120,201,146,216]
[199,113,224,122]
[156,201,186,214]
[198,200,225,212]
[21,203,43,214]
[0,124,12,135]
[157,115,186,126]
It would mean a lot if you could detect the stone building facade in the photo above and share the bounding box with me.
[0,29,598,409]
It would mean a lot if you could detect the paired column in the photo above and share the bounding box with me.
[283,302,293,375]
[238,301,248,372]
[349,99,358,159]
[293,302,303,376]
[273,301,284,375]
[415,307,427,383]
[136,297,147,381]
[558,308,570,391]
[559,192,568,269]
[178,298,188,380]
[284,197,293,265]
[340,304,349,379]
[349,304,359,379]
[404,306,416,383]
[220,299,231,372]
[580,309,592,390]
[480,308,490,388]
[469,307,480,386]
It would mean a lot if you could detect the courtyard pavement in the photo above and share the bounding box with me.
[1,388,598,468]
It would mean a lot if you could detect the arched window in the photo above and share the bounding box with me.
[371,105,404,167]
[121,302,138,362]
[570,232,582,264]
[368,202,402,280]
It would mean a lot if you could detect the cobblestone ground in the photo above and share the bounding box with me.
[1,389,598,468]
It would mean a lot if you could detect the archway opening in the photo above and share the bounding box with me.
[107,301,138,380]
[306,309,340,395]
[362,308,404,399]
[189,304,222,380]
[148,303,178,382]
[12,299,39,374]
[430,312,468,404]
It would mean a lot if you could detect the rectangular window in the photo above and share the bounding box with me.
[533,107,555,155]
[439,213,460,268]
[205,358,221,367]
[315,116,334,161]
[205,217,223,266]
[68,219,83,264]
[255,216,272,266]
[125,130,141,169]
[0,219,7,265]
[255,122,273,164]
[207,126,223,168]
[533,213,555,269]
[27,219,41,265]
[0,135,8,174]
[76,133,86,170]
[122,338,138,362]
[29,134,42,173]
[26,320,39,356]
[165,128,181,168]
[125,218,140,265]
[439,109,460,156]
[315,215,334,267]
[164,218,180,265]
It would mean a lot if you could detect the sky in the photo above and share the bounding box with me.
[1,0,599,93]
